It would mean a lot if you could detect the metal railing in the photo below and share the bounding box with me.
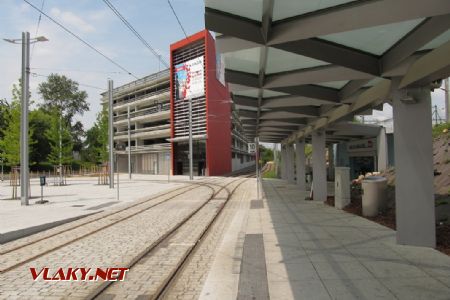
[112,69,169,94]
[115,124,170,136]
[114,102,170,122]
[113,88,170,108]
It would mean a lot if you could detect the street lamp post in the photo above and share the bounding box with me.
[3,32,48,205]
[108,79,114,188]
[188,98,193,180]
[127,105,131,180]
[445,78,449,122]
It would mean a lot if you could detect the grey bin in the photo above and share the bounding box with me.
[361,176,387,217]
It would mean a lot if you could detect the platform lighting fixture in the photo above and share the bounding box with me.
[3,32,48,206]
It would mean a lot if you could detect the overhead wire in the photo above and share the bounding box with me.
[101,0,169,68]
[30,0,45,61]
[22,0,139,79]
[30,72,106,91]
[30,67,125,75]
[167,0,189,39]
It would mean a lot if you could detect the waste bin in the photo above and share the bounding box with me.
[362,176,387,217]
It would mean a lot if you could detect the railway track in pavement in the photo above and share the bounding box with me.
[90,177,249,299]
[0,177,230,273]
[0,177,248,299]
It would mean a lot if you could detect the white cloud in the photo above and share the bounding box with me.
[50,7,95,33]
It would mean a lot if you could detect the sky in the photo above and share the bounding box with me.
[0,0,205,128]
[0,0,448,131]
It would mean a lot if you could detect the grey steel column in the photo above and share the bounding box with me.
[328,144,335,181]
[108,80,114,188]
[312,130,327,202]
[393,85,435,247]
[273,143,278,177]
[445,78,449,122]
[20,32,30,206]
[288,144,295,183]
[295,139,306,190]
[255,137,259,200]
[281,145,287,180]
[127,105,131,179]
[376,127,388,172]
[59,113,62,185]
[188,98,193,180]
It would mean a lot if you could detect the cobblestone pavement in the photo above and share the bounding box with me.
[0,178,236,299]
[95,178,247,299]
[163,180,253,300]
[0,184,204,272]
[0,182,192,253]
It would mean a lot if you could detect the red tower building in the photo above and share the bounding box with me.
[170,30,232,176]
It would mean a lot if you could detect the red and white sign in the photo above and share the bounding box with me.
[174,56,204,101]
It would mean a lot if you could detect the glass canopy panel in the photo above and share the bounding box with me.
[272,0,358,21]
[223,47,261,74]
[205,0,263,21]
[317,81,349,89]
[320,19,424,55]
[262,89,289,98]
[238,106,258,112]
[233,89,260,98]
[265,48,328,74]
[363,77,383,87]
[419,29,450,51]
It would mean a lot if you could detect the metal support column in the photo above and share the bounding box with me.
[20,32,30,206]
[312,130,327,202]
[127,105,131,179]
[377,127,388,172]
[108,79,114,188]
[445,78,449,122]
[273,143,278,177]
[393,85,435,247]
[255,137,259,201]
[288,144,295,183]
[295,139,306,191]
[188,98,193,180]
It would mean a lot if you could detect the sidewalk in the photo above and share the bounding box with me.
[201,178,450,299]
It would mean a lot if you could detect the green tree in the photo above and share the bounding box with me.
[259,145,274,164]
[38,74,89,122]
[0,100,21,166]
[30,108,52,165]
[71,121,85,153]
[83,109,108,163]
[0,83,35,166]
[45,110,73,165]
[305,144,313,158]
[96,108,109,162]
[0,98,10,139]
[38,74,89,165]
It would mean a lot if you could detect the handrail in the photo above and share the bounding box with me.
[113,88,170,107]
[114,102,170,121]
[112,69,169,94]
[115,124,170,135]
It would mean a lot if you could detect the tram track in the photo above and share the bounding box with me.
[0,177,230,273]
[89,177,249,300]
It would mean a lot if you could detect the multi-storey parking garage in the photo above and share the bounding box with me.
[101,70,171,174]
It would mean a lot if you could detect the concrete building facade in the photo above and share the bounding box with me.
[101,70,171,175]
